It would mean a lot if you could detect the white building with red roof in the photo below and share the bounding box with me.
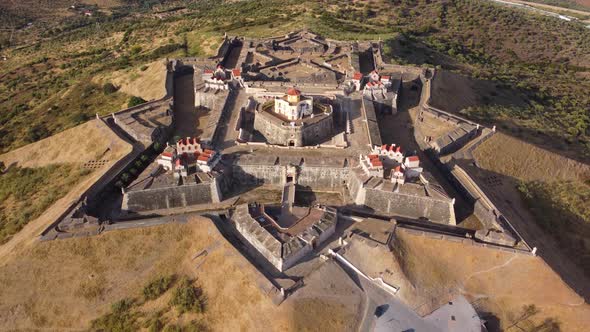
[372,144,404,165]
[360,154,384,177]
[351,72,363,91]
[391,165,405,185]
[403,155,423,179]
[156,137,220,177]
[157,146,177,171]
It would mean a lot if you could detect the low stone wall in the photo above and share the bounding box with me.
[393,227,533,255]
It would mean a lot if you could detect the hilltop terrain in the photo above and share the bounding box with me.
[0,0,589,331]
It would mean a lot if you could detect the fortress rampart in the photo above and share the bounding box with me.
[122,175,222,213]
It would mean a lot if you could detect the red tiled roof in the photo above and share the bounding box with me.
[381,75,390,80]
[407,156,419,162]
[162,152,173,158]
[353,72,362,80]
[232,69,241,76]
[204,69,213,74]
[204,149,215,155]
[198,155,209,162]
[286,87,301,96]
[368,154,379,160]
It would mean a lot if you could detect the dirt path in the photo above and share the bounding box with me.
[501,0,590,21]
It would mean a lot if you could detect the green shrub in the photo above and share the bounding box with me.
[143,274,175,301]
[169,277,206,314]
[130,45,143,55]
[128,96,147,108]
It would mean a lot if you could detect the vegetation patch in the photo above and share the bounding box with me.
[91,298,139,332]
[128,95,147,108]
[170,277,207,314]
[0,164,90,244]
[90,274,208,332]
[143,274,176,301]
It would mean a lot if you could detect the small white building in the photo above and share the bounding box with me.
[404,155,420,168]
[203,65,229,90]
[391,166,405,185]
[273,88,313,121]
[156,147,176,170]
[403,155,423,179]
[352,72,363,91]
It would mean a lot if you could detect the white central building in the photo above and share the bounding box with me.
[273,87,314,121]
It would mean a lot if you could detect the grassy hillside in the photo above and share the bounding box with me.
[1,0,588,158]
[518,180,590,275]
[473,132,590,277]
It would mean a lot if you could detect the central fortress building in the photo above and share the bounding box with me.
[254,88,334,147]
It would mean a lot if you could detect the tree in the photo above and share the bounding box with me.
[103,82,118,95]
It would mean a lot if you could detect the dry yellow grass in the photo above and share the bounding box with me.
[473,132,590,182]
[0,219,354,331]
[93,60,168,102]
[393,229,590,331]
[0,119,132,168]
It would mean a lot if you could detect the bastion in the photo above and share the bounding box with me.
[253,88,334,147]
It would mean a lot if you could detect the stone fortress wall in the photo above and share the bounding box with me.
[121,175,222,213]
[253,105,335,147]
[346,170,455,224]
[42,31,532,261]
[232,155,455,224]
[415,68,528,248]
